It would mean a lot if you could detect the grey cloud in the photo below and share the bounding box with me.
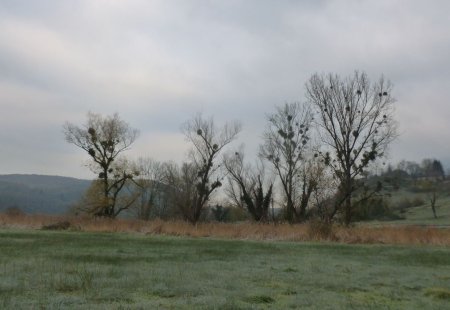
[1,0,450,177]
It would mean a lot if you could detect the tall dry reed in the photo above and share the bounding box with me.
[0,213,449,246]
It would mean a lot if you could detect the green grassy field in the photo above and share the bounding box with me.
[0,229,449,309]
[399,202,450,226]
[369,190,450,226]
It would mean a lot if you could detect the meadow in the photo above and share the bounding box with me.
[0,226,449,309]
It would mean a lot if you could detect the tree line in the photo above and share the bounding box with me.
[64,71,398,226]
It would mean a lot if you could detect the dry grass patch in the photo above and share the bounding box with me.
[0,213,449,246]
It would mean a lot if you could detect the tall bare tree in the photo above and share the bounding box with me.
[305,71,397,225]
[260,102,315,222]
[224,149,274,222]
[177,114,241,224]
[63,112,139,218]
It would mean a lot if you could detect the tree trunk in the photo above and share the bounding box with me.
[344,195,352,226]
[343,172,353,227]
[431,204,437,219]
[431,193,437,219]
[299,179,315,222]
[286,196,298,223]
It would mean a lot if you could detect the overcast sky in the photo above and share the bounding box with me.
[1,0,450,179]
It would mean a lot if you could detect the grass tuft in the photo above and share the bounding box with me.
[77,267,94,293]
[283,267,298,272]
[41,221,71,231]
[244,295,275,304]
[424,287,450,300]
[282,289,297,295]
[152,290,176,298]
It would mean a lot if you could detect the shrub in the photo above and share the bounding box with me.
[411,196,425,207]
[393,196,424,212]
[424,287,450,300]
[244,295,275,304]
[41,221,71,230]
[227,207,249,222]
[354,197,402,221]
[210,205,230,222]
[307,219,335,240]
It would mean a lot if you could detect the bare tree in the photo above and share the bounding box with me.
[176,114,241,224]
[223,149,274,222]
[418,179,440,219]
[305,71,397,225]
[132,158,169,220]
[63,112,139,218]
[260,102,315,222]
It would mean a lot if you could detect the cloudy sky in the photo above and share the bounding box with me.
[1,0,449,179]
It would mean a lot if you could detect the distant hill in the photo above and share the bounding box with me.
[0,174,91,214]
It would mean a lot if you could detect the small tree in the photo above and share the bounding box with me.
[306,71,397,225]
[224,150,274,222]
[260,102,315,222]
[177,114,241,224]
[63,112,139,218]
[419,179,440,219]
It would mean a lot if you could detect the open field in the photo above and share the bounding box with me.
[370,191,450,227]
[398,193,450,226]
[0,229,449,309]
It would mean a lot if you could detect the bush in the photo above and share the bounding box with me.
[353,197,402,221]
[393,196,424,211]
[227,207,250,222]
[210,205,230,222]
[395,198,414,210]
[41,221,71,231]
[411,196,425,207]
[307,219,335,240]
